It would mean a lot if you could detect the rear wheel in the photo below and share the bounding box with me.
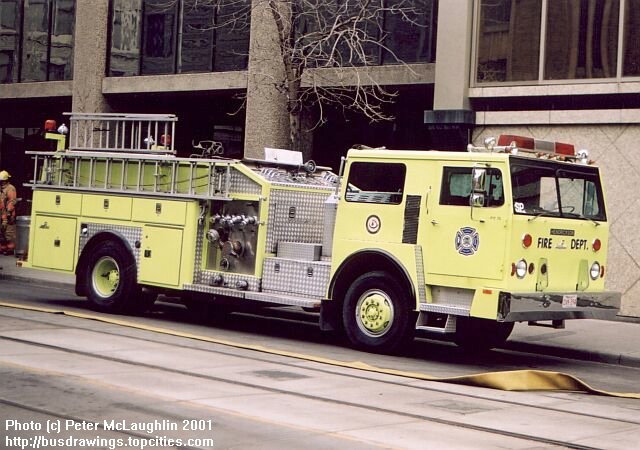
[343,271,414,353]
[85,240,140,313]
[454,317,514,352]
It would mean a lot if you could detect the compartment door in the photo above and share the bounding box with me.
[31,215,77,271]
[138,225,183,287]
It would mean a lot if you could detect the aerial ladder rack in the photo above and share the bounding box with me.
[26,113,233,201]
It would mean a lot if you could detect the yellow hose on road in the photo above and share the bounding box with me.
[1,301,638,399]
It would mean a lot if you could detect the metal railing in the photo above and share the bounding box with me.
[66,113,178,154]
[26,151,233,201]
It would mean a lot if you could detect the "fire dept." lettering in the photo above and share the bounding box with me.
[538,237,588,250]
[537,237,552,248]
[571,239,588,250]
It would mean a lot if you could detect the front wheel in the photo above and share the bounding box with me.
[85,240,140,313]
[342,271,414,353]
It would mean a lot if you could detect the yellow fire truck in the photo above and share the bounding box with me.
[23,113,621,353]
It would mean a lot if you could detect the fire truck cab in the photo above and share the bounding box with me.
[23,113,621,354]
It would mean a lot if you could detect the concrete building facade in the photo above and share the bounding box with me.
[1,0,639,316]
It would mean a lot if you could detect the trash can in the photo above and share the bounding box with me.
[15,216,30,258]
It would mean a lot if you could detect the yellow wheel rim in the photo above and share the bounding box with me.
[91,256,120,299]
[356,289,394,337]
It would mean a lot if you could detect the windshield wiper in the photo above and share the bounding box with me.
[576,214,600,227]
[527,207,558,222]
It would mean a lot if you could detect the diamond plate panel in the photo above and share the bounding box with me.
[79,223,142,273]
[254,167,338,189]
[193,219,206,284]
[431,286,474,307]
[277,242,321,261]
[262,257,330,298]
[419,303,470,316]
[414,245,426,304]
[230,167,262,195]
[266,189,329,253]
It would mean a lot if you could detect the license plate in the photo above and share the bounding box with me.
[562,294,578,308]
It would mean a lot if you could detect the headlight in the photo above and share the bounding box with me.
[516,259,527,279]
[590,262,601,280]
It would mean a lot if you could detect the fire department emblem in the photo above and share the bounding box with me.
[455,227,479,256]
[366,215,381,234]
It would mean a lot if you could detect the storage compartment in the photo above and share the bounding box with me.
[32,191,82,215]
[82,194,132,220]
[138,225,183,287]
[132,198,187,225]
[262,257,330,298]
[31,215,77,271]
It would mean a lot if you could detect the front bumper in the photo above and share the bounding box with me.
[498,291,621,322]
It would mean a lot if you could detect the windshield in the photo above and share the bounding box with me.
[510,157,606,221]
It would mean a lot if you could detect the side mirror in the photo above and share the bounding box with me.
[470,166,488,222]
[472,167,486,194]
[470,193,485,207]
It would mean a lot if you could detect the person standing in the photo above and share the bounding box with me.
[0,170,17,255]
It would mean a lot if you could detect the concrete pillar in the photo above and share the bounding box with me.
[424,0,475,149]
[71,0,110,113]
[243,0,291,159]
[433,0,473,111]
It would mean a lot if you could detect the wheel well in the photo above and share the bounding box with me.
[321,251,416,331]
[75,232,135,296]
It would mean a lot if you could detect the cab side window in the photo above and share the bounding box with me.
[440,167,504,207]
[345,162,406,204]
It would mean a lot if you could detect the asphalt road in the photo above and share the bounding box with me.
[1,278,640,449]
[2,278,640,392]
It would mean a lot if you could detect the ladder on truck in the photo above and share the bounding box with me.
[26,113,233,201]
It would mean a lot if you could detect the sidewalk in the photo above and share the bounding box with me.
[1,254,639,368]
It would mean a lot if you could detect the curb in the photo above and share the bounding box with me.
[0,273,75,289]
[503,341,640,369]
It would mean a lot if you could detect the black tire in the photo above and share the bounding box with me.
[454,317,514,352]
[342,271,414,353]
[85,240,140,313]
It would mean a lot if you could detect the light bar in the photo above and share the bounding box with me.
[497,134,575,156]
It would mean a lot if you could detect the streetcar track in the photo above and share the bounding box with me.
[0,328,631,449]
[3,310,640,423]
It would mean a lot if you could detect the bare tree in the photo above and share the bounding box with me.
[154,0,430,154]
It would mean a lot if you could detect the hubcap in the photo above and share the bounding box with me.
[92,256,120,298]
[356,289,394,337]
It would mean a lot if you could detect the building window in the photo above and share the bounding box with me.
[476,0,542,83]
[0,0,21,83]
[475,0,637,84]
[142,0,178,74]
[382,0,437,64]
[623,0,640,76]
[49,0,75,80]
[545,0,619,80]
[108,0,250,77]
[20,0,75,83]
